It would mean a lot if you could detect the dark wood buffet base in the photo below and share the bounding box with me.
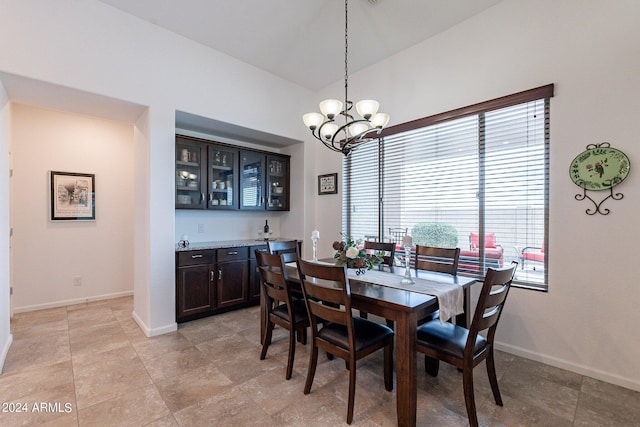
[175,239,300,323]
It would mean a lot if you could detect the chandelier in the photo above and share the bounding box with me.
[302,0,390,156]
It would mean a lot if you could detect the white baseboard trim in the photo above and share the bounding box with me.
[131,310,177,337]
[0,333,14,374]
[12,291,134,314]
[495,341,640,392]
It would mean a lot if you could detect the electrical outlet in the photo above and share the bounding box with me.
[73,276,82,286]
[198,223,205,233]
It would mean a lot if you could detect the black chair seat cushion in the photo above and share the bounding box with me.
[272,298,309,327]
[417,320,487,359]
[318,317,393,352]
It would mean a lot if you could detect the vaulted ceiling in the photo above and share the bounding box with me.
[96,0,503,91]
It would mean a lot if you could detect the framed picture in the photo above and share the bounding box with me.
[318,173,338,195]
[50,171,96,221]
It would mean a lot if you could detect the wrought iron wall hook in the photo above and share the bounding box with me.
[574,186,624,215]
[570,142,630,216]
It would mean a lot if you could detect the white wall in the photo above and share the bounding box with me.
[10,104,134,311]
[0,0,314,342]
[314,0,640,391]
[0,81,12,372]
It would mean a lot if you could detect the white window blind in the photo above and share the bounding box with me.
[343,86,551,290]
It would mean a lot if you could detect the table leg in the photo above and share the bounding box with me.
[395,311,417,427]
[259,287,266,345]
[455,286,472,328]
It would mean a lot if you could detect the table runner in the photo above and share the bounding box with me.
[287,262,463,323]
[347,269,463,323]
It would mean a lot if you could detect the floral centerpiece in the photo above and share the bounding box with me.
[332,234,382,275]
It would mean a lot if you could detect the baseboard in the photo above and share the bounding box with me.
[131,310,177,337]
[495,341,640,392]
[0,333,14,374]
[12,291,134,314]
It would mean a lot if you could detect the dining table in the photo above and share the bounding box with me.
[262,260,477,427]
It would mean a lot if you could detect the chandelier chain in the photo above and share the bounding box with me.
[344,0,349,124]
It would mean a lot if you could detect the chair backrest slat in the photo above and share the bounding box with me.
[465,262,517,354]
[296,259,352,329]
[255,251,291,304]
[267,240,299,264]
[364,241,395,271]
[414,245,460,275]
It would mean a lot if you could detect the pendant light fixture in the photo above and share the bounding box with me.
[302,0,390,156]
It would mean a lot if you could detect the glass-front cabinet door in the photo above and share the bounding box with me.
[266,155,289,211]
[175,140,206,209]
[239,150,264,210]
[208,145,237,209]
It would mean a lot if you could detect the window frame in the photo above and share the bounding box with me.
[343,84,553,291]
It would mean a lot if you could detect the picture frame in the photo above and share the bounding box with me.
[50,171,96,221]
[318,173,338,195]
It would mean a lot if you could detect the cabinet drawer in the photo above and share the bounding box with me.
[177,250,215,266]
[217,247,248,262]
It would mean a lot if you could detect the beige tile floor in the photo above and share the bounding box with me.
[2,296,640,426]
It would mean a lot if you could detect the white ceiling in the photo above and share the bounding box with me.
[96,0,503,91]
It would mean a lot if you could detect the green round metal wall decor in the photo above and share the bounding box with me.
[570,144,630,191]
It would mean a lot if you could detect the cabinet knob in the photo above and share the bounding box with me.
[218,269,223,280]
[210,270,215,282]
[191,254,204,259]
[228,251,238,255]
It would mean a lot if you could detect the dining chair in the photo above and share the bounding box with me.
[363,241,395,273]
[296,259,394,425]
[416,262,518,427]
[255,251,310,380]
[387,227,408,247]
[267,239,304,304]
[414,245,460,276]
[267,240,300,264]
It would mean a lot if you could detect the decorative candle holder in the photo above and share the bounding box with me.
[400,244,414,284]
[311,237,319,262]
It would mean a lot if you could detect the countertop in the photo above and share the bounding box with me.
[176,238,302,252]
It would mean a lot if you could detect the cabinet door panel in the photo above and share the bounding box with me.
[216,261,248,308]
[208,145,238,209]
[239,151,265,210]
[177,266,214,319]
[176,139,207,209]
[266,155,290,211]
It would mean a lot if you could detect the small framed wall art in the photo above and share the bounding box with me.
[50,171,96,221]
[318,173,338,195]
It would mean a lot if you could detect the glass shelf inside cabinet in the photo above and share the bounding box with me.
[267,157,287,210]
[176,145,203,207]
[209,149,235,208]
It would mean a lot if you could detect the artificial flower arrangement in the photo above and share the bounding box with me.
[332,234,382,275]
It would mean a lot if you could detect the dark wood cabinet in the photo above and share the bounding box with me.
[215,247,249,309]
[266,155,290,211]
[176,241,299,322]
[176,134,290,211]
[176,246,255,323]
[175,139,207,209]
[176,250,216,321]
[207,144,238,209]
[239,150,265,210]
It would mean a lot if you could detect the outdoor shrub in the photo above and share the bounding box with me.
[411,222,459,248]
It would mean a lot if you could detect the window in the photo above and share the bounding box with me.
[343,85,553,290]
